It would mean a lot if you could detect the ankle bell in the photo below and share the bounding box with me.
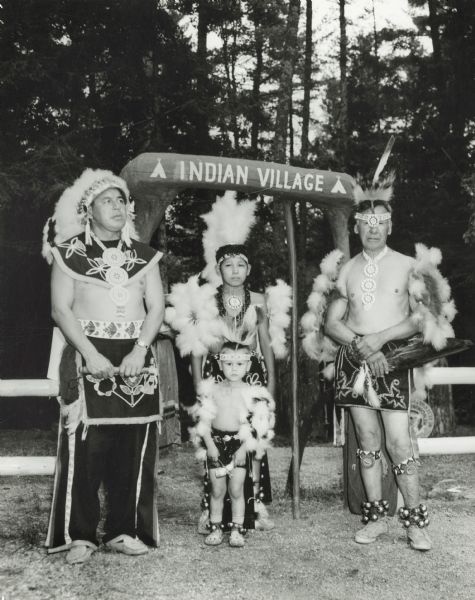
[361,499,389,524]
[398,504,429,528]
[229,522,246,534]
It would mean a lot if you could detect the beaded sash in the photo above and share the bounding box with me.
[79,319,143,339]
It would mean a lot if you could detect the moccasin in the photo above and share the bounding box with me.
[407,526,432,551]
[354,518,389,544]
[106,534,149,555]
[66,543,94,565]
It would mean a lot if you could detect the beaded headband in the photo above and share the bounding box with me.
[355,213,391,226]
[219,353,252,362]
[216,244,249,267]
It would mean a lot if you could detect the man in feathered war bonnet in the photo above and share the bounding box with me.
[325,174,433,551]
[42,169,165,564]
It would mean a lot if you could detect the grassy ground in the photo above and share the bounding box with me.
[0,430,474,600]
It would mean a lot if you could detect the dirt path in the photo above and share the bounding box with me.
[0,439,474,600]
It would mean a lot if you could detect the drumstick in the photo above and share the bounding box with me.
[78,366,156,376]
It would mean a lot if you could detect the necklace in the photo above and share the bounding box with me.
[224,294,244,311]
[217,286,250,329]
[91,232,130,315]
[361,246,388,311]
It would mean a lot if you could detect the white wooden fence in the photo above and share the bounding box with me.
[1,366,474,476]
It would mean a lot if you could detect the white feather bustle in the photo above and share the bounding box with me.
[301,248,345,371]
[42,168,137,263]
[409,243,456,350]
[166,276,222,356]
[201,191,257,286]
[300,311,317,331]
[266,279,292,359]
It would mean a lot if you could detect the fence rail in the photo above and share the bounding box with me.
[1,366,474,476]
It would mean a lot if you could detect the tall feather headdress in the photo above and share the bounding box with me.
[42,168,137,264]
[201,191,257,286]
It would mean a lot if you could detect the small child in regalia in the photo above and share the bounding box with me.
[189,342,275,547]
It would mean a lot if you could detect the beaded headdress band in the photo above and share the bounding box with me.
[78,176,129,213]
[215,244,249,267]
[355,212,391,226]
[219,353,252,362]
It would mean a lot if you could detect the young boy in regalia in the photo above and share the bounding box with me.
[189,342,275,546]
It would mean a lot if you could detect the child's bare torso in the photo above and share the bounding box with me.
[212,384,247,432]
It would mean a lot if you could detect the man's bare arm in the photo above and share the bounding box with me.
[119,264,165,377]
[324,296,355,345]
[51,262,114,379]
[357,317,420,359]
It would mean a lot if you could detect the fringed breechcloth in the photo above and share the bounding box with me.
[334,340,409,411]
[202,352,272,504]
[202,429,256,530]
[46,320,161,552]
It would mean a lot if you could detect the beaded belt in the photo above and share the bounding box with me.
[79,319,144,339]
[212,432,240,442]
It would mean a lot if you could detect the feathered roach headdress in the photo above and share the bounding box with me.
[42,168,137,264]
[201,191,257,286]
[353,136,395,224]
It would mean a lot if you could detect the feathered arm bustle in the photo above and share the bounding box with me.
[301,249,345,368]
[409,244,456,350]
[266,279,292,359]
[165,276,221,356]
